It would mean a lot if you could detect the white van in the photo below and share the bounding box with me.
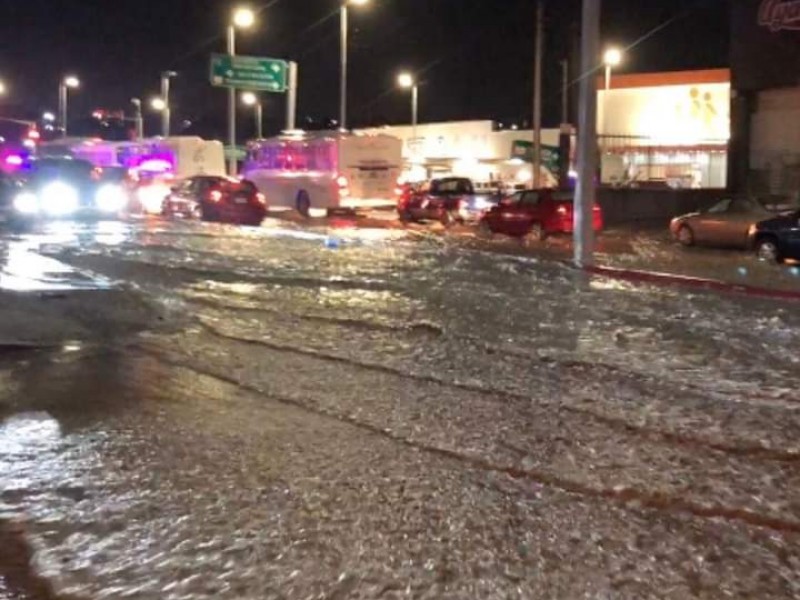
[242,131,402,216]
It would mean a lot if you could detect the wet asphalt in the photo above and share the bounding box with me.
[1,217,799,599]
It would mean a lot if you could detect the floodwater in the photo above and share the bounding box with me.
[1,217,799,599]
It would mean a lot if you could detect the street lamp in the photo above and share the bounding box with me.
[59,75,80,137]
[397,72,418,156]
[340,0,370,131]
[603,47,622,90]
[0,80,6,96]
[227,7,256,175]
[242,92,263,139]
[150,97,167,112]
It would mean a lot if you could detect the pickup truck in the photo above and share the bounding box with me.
[398,177,497,226]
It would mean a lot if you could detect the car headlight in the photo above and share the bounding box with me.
[13,192,39,214]
[40,182,79,216]
[138,185,170,214]
[96,184,127,213]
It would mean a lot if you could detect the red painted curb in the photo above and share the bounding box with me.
[584,265,800,302]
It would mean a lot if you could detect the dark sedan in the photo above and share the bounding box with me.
[748,211,800,263]
[162,176,268,226]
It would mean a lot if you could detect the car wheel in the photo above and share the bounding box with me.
[677,225,695,247]
[191,204,203,220]
[296,190,311,218]
[440,211,456,227]
[756,238,782,264]
[398,209,412,223]
[524,223,545,244]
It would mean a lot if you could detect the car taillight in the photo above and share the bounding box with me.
[209,190,223,203]
[557,205,569,216]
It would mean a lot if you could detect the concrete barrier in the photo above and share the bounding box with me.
[597,189,725,227]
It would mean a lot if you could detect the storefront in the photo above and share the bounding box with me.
[598,70,730,189]
[731,0,800,195]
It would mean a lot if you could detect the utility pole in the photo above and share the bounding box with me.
[574,0,600,268]
[561,59,569,124]
[532,1,544,188]
[286,62,298,131]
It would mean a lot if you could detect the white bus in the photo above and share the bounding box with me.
[242,131,403,216]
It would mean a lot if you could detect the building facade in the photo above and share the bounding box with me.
[731,0,800,195]
[598,70,730,189]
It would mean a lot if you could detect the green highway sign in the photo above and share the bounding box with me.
[512,140,560,174]
[210,54,288,92]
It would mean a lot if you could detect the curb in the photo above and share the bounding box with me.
[584,265,800,302]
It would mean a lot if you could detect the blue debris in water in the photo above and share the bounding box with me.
[325,236,342,250]
[737,267,748,277]
[790,266,800,277]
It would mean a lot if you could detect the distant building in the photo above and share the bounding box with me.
[358,120,562,187]
[360,69,731,190]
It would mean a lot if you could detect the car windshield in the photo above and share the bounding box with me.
[29,159,94,184]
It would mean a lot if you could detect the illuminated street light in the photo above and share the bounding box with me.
[603,47,622,90]
[227,6,257,175]
[151,97,167,111]
[242,92,263,139]
[233,7,256,29]
[340,0,371,130]
[42,112,56,122]
[59,75,81,137]
[0,80,6,96]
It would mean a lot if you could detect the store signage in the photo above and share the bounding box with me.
[759,0,800,32]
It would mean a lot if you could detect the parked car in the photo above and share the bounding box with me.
[399,177,495,225]
[479,189,603,241]
[670,197,775,249]
[748,210,800,263]
[162,176,267,226]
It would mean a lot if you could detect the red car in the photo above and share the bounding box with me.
[479,189,603,240]
[162,176,267,226]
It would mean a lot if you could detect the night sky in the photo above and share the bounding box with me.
[0,0,729,138]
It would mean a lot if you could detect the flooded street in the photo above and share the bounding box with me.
[1,218,799,599]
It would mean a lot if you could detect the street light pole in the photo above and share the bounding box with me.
[228,24,237,174]
[59,83,67,137]
[339,0,369,131]
[242,92,263,139]
[574,0,601,268]
[131,98,144,139]
[533,0,544,188]
[286,61,299,131]
[397,72,418,159]
[160,71,177,137]
[59,76,79,138]
[340,4,348,130]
